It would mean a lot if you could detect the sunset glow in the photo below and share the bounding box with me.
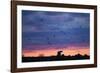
[23,47,89,57]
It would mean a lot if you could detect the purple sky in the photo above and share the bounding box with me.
[22,10,90,50]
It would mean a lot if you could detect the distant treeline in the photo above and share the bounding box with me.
[22,53,90,62]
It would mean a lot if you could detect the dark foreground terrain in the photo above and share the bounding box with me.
[22,53,90,62]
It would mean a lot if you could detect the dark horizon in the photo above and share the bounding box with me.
[22,50,90,62]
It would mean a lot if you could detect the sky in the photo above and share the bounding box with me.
[22,10,90,57]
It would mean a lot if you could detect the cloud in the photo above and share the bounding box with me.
[22,10,90,32]
[22,10,90,49]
